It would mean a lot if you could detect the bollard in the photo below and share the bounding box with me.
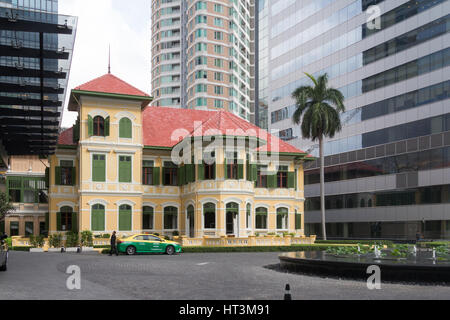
[284,284,292,300]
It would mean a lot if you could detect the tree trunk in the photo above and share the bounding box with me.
[319,136,327,240]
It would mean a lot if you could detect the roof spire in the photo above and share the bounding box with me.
[108,44,111,74]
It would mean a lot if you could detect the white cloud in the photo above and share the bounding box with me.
[59,0,151,128]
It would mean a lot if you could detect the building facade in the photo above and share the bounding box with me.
[47,73,310,238]
[151,0,256,123]
[1,156,48,237]
[266,0,450,240]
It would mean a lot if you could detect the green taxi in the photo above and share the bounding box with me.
[117,234,182,255]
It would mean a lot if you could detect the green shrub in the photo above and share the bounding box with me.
[65,231,79,247]
[48,233,63,248]
[11,246,30,252]
[94,245,111,249]
[29,235,45,248]
[80,231,93,247]
[5,237,12,249]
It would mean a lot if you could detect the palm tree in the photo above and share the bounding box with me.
[292,73,345,240]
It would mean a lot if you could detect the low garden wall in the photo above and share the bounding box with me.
[177,235,316,247]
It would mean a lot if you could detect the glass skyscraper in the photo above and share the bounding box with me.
[266,0,450,240]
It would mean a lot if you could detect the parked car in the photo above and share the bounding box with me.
[1,234,8,272]
[117,234,182,256]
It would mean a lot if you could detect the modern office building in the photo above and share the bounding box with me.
[267,0,450,240]
[0,0,77,236]
[151,0,256,123]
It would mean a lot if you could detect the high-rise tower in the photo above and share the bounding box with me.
[152,0,256,123]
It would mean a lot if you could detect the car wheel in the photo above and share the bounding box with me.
[165,245,175,256]
[126,246,136,256]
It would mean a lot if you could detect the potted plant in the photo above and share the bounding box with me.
[64,231,80,252]
[29,235,45,253]
[80,231,94,251]
[48,233,64,252]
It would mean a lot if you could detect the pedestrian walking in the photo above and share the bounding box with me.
[109,231,119,256]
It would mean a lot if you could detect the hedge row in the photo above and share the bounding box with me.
[315,240,394,246]
[10,246,30,252]
[101,244,336,254]
[424,241,450,248]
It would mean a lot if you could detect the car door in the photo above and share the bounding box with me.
[146,235,164,252]
[132,236,148,253]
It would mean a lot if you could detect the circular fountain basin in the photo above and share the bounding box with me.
[279,251,450,283]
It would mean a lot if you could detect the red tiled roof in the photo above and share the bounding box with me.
[142,107,308,155]
[74,73,150,97]
[58,127,75,145]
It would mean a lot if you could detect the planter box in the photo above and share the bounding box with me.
[65,247,79,253]
[47,248,63,253]
[30,248,44,253]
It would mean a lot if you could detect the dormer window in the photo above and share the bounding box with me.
[88,115,110,137]
[93,116,105,136]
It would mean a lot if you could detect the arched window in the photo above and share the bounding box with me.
[203,203,216,229]
[93,116,105,136]
[246,203,251,229]
[276,207,288,230]
[143,206,154,230]
[255,207,268,230]
[164,206,178,230]
[91,204,105,231]
[58,206,73,232]
[119,204,132,231]
[368,199,373,207]
[119,117,132,138]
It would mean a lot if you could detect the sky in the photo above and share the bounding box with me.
[58,0,152,128]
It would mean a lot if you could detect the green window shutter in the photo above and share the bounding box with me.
[295,169,298,190]
[153,167,160,185]
[93,156,106,182]
[45,212,49,232]
[55,167,61,185]
[198,164,205,180]
[119,118,132,138]
[119,207,132,231]
[72,212,78,233]
[238,164,244,180]
[186,164,195,183]
[92,207,105,231]
[105,116,110,136]
[268,174,277,188]
[56,212,62,231]
[88,115,93,137]
[251,164,257,182]
[73,119,80,143]
[180,166,186,185]
[71,167,76,186]
[119,157,132,183]
[295,214,302,230]
[288,172,295,189]
[45,167,49,188]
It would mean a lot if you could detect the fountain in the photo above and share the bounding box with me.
[279,245,450,283]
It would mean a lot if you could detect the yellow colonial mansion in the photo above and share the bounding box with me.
[47,73,314,241]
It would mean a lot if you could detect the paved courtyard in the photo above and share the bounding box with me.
[0,251,449,300]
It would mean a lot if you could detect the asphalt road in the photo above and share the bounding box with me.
[0,251,449,300]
